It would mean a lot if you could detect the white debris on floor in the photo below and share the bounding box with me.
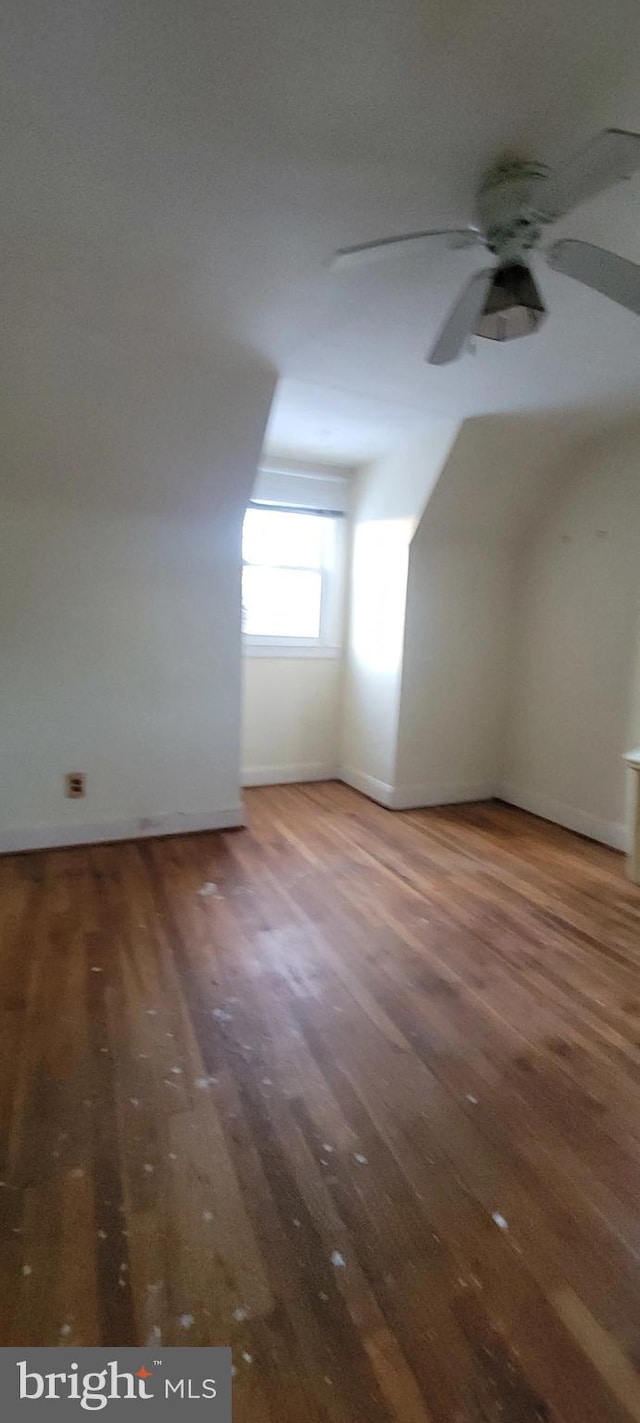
[330,1251,346,1268]
[198,882,224,899]
[492,1211,509,1231]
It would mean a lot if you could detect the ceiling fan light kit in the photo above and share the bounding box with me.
[331,130,640,364]
[474,262,546,342]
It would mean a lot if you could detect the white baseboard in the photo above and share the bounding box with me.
[497,781,630,853]
[0,806,245,855]
[242,762,338,788]
[339,772,630,854]
[2,781,628,856]
[339,766,396,808]
[391,780,496,811]
[340,767,495,811]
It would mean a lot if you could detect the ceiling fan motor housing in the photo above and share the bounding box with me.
[477,158,550,258]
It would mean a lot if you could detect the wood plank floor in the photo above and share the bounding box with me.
[2,783,640,1420]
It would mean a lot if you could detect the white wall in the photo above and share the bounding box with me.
[394,414,599,811]
[396,539,512,807]
[502,422,640,850]
[0,294,275,850]
[341,516,412,797]
[341,412,600,812]
[341,420,460,802]
[242,657,342,785]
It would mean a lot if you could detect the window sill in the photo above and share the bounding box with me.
[242,642,342,660]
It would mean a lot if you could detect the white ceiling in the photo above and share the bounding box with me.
[3,0,640,465]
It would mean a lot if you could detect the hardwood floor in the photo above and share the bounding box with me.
[1,783,640,1420]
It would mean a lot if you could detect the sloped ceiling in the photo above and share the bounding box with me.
[3,0,640,464]
[413,411,613,546]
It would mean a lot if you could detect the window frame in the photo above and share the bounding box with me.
[242,501,345,658]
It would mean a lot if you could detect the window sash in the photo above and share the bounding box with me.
[242,566,322,639]
[242,504,344,649]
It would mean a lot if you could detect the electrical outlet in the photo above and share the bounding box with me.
[65,772,86,799]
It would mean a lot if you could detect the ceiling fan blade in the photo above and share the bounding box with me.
[548,239,640,316]
[330,228,483,271]
[427,269,494,365]
[537,129,640,222]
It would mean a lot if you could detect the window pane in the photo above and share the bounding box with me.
[242,567,322,637]
[242,508,325,569]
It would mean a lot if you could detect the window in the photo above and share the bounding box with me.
[242,504,344,654]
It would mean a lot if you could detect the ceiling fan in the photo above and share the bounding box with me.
[330,129,640,364]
